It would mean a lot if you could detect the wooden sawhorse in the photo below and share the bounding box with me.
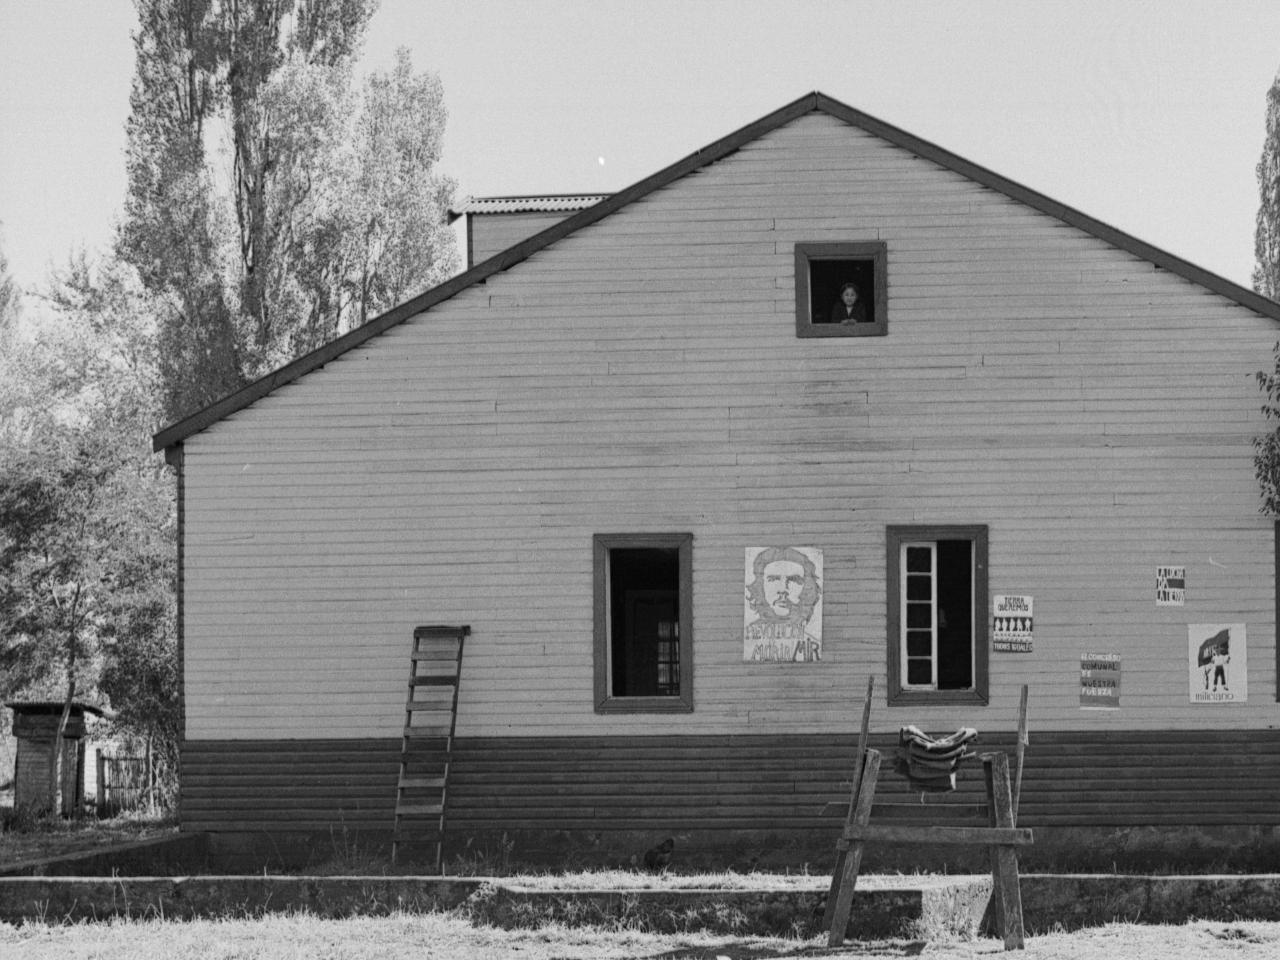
[822,682,1032,950]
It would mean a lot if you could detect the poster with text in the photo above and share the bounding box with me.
[1156,566,1185,606]
[1188,623,1247,703]
[1080,653,1121,709]
[744,547,823,662]
[993,595,1034,652]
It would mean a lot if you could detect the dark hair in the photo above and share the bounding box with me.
[745,547,822,621]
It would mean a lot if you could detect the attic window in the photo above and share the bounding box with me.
[795,242,887,337]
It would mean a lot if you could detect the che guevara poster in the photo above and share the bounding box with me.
[744,547,823,662]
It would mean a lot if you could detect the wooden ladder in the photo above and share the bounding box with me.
[391,624,469,871]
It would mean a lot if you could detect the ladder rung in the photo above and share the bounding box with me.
[404,702,452,713]
[413,640,462,654]
[405,688,453,701]
[414,625,470,639]
[410,675,458,686]
[411,652,460,664]
[396,803,443,816]
[404,725,452,738]
[399,775,446,789]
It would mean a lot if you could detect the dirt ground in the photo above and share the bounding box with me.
[0,806,176,866]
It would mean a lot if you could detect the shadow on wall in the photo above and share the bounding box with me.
[187,824,1280,877]
[5,823,1276,878]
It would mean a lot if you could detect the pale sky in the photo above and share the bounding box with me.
[3,0,1280,306]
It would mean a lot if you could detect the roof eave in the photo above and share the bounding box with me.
[153,92,823,452]
[153,89,1280,453]
[810,91,1280,322]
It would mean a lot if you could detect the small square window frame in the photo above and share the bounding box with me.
[593,532,694,714]
[795,241,888,338]
[885,524,989,707]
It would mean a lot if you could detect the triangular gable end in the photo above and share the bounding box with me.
[152,90,1280,454]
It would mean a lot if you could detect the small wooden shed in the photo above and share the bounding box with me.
[5,701,109,817]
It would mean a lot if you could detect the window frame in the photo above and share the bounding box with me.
[593,532,694,714]
[885,524,989,706]
[794,241,888,338]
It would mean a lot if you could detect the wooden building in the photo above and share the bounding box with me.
[5,701,109,818]
[154,92,1280,864]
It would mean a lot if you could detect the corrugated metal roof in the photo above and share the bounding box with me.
[451,194,612,216]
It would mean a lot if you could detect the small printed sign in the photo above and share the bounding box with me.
[1188,624,1247,704]
[1156,566,1185,606]
[1080,652,1121,709]
[744,547,823,662]
[993,595,1033,653]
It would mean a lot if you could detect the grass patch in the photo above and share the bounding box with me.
[489,869,966,893]
[500,869,831,891]
[2,915,1279,959]
[0,805,176,865]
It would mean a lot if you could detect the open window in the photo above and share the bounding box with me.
[886,525,988,706]
[593,533,693,713]
[795,241,888,337]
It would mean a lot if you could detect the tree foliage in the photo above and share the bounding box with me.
[0,225,19,341]
[1256,68,1280,514]
[119,0,457,423]
[0,257,178,808]
[1,3,458,812]
[1255,70,1280,300]
[1254,363,1280,515]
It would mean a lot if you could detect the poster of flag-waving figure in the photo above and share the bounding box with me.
[1188,624,1247,703]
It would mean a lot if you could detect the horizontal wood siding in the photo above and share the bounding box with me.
[179,731,1280,833]
[182,112,1280,741]
[469,211,576,267]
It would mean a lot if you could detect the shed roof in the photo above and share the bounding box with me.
[447,194,612,222]
[5,701,115,719]
[153,90,1280,453]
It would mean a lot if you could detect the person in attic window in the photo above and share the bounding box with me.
[830,282,869,324]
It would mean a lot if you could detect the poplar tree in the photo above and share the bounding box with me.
[1256,68,1280,513]
[119,0,457,424]
[0,257,173,814]
[0,227,19,339]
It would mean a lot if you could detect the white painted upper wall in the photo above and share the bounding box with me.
[467,210,577,268]
[181,112,1280,740]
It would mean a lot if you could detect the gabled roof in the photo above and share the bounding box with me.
[447,194,612,222]
[153,90,1280,453]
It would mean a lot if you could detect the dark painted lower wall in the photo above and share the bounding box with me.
[181,729,1280,837]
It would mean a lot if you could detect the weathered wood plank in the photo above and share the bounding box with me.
[840,824,1033,846]
[179,731,1280,835]
[181,111,1278,746]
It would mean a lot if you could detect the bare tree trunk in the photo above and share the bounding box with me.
[146,736,155,809]
[48,598,80,818]
[49,676,76,818]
